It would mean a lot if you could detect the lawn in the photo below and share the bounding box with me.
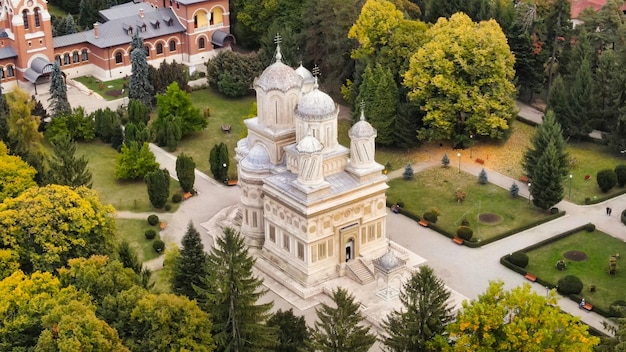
[74,76,128,101]
[386,166,552,241]
[174,88,255,178]
[116,218,161,262]
[525,230,626,311]
[77,141,182,212]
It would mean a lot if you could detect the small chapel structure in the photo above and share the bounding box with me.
[235,42,389,296]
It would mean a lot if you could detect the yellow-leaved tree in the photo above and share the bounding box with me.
[0,141,36,203]
[403,12,517,146]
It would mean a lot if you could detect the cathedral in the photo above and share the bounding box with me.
[235,43,390,297]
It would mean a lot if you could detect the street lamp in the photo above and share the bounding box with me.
[457,153,461,173]
[222,163,227,183]
[569,174,573,200]
[528,182,532,204]
[469,134,473,159]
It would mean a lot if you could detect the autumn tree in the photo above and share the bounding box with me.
[114,142,159,180]
[404,13,516,145]
[381,265,454,351]
[170,222,208,300]
[176,153,196,193]
[196,227,277,351]
[46,133,93,188]
[0,141,36,202]
[310,287,376,352]
[6,87,44,156]
[0,185,116,273]
[48,61,71,118]
[443,281,599,351]
[145,168,170,209]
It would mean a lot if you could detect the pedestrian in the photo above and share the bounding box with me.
[607,206,611,215]
[609,207,613,216]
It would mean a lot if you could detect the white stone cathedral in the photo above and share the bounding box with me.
[235,44,389,297]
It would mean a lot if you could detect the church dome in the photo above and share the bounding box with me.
[378,250,399,271]
[241,144,271,170]
[349,110,376,138]
[295,64,314,84]
[296,135,323,154]
[254,48,302,92]
[296,87,337,121]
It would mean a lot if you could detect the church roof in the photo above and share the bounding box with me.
[99,2,156,21]
[296,135,323,154]
[0,46,17,59]
[295,64,314,83]
[254,60,302,92]
[241,144,271,170]
[296,86,337,121]
[349,110,376,138]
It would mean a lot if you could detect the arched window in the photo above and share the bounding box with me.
[169,40,176,52]
[55,55,61,66]
[34,8,40,27]
[81,49,88,61]
[22,10,29,30]
[72,51,79,63]
[7,65,13,77]
[199,37,205,49]
[63,53,70,65]
[156,43,163,55]
[144,45,150,57]
[0,68,4,79]
[115,52,123,64]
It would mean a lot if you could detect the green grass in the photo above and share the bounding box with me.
[116,218,161,262]
[74,76,129,101]
[386,166,552,241]
[175,88,255,177]
[525,230,626,310]
[77,141,182,212]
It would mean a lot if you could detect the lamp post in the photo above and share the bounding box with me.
[469,134,473,159]
[121,88,125,106]
[569,174,573,200]
[223,163,227,183]
[457,153,461,173]
[528,182,532,204]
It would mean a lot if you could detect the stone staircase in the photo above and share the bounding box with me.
[347,259,375,285]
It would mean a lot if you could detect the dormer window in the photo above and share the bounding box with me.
[162,15,173,26]
[136,21,147,32]
[122,24,133,35]
[150,19,160,29]
[22,10,29,29]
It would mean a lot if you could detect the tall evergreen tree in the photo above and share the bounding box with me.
[531,141,565,210]
[129,34,154,108]
[267,309,310,352]
[123,121,150,146]
[93,108,119,143]
[544,0,572,101]
[144,168,169,209]
[48,62,71,118]
[381,265,454,352]
[175,153,196,193]
[209,143,229,182]
[355,64,397,146]
[110,123,124,151]
[196,227,277,351]
[309,287,376,352]
[46,133,93,188]
[117,240,142,274]
[64,14,77,34]
[170,222,208,300]
[522,110,568,181]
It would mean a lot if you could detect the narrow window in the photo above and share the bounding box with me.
[156,43,163,54]
[318,243,326,259]
[0,68,4,79]
[199,37,205,49]
[283,234,290,251]
[144,45,150,57]
[82,49,88,61]
[115,52,123,64]
[297,242,304,260]
[269,225,276,243]
[63,53,70,65]
[194,15,198,28]
[55,55,61,66]
[22,10,29,30]
[72,51,79,63]
[34,8,40,27]
[169,40,176,51]
[6,65,13,77]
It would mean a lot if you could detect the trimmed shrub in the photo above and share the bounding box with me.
[153,239,165,253]
[164,204,172,211]
[550,207,559,214]
[557,275,583,295]
[615,165,626,187]
[509,182,519,198]
[597,169,617,192]
[584,223,596,232]
[144,229,156,240]
[478,168,488,184]
[609,300,626,318]
[441,154,450,168]
[147,214,159,226]
[403,164,414,180]
[508,252,529,268]
[423,211,438,223]
[172,193,183,203]
[461,217,470,226]
[456,226,473,241]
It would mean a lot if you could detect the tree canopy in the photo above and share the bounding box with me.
[0,141,36,202]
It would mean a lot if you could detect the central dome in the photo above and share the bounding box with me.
[296,88,337,121]
[254,61,302,92]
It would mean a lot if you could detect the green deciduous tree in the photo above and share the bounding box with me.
[170,222,208,300]
[114,142,159,180]
[205,50,264,97]
[522,110,568,181]
[148,59,189,95]
[0,185,116,273]
[176,153,196,193]
[310,287,376,352]
[196,227,277,351]
[144,168,170,209]
[48,61,71,118]
[45,106,95,142]
[129,34,154,108]
[443,281,598,351]
[157,82,206,136]
[0,141,36,202]
[404,13,516,145]
[46,133,93,188]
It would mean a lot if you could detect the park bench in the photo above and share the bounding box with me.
[183,192,193,200]
[418,219,429,227]
[524,273,537,282]
[452,237,464,245]
[221,124,231,133]
[227,179,238,186]
[582,303,593,311]
[519,175,530,183]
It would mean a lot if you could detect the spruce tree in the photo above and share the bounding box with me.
[441,153,450,167]
[196,227,277,351]
[170,222,208,300]
[381,265,454,352]
[522,110,568,181]
[144,168,169,209]
[176,153,196,193]
[309,287,376,352]
[403,163,414,180]
[46,133,93,188]
[267,309,310,352]
[565,57,594,139]
[355,64,397,146]
[129,33,154,108]
[531,141,564,209]
[110,123,124,151]
[118,240,142,274]
[478,168,488,184]
[48,62,71,118]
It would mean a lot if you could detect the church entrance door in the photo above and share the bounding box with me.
[345,239,354,262]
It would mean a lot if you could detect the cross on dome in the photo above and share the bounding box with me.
[359,101,366,121]
[274,33,283,62]
[312,65,320,89]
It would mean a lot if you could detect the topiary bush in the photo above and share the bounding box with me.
[164,204,172,211]
[456,226,473,241]
[403,164,414,180]
[172,193,183,203]
[461,217,470,226]
[441,154,450,168]
[557,275,583,295]
[423,212,438,223]
[478,168,488,184]
[609,300,626,318]
[597,169,617,193]
[584,223,596,232]
[508,252,529,268]
[615,165,626,187]
[144,229,157,240]
[147,214,159,226]
[509,182,519,198]
[153,239,165,253]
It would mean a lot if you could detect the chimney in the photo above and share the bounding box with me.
[93,23,99,38]
[139,8,144,18]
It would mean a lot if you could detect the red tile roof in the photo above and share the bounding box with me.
[570,0,626,19]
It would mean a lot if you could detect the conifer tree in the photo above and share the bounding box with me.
[355,64,397,146]
[117,240,142,274]
[48,62,71,118]
[267,309,310,352]
[531,141,564,209]
[309,287,376,352]
[563,57,594,139]
[381,265,454,352]
[129,33,154,108]
[522,110,568,181]
[144,168,169,209]
[170,222,208,300]
[176,153,196,193]
[403,163,414,180]
[478,168,488,184]
[441,153,450,167]
[110,123,124,151]
[196,227,277,351]
[509,182,520,198]
[46,133,93,188]
[209,143,229,182]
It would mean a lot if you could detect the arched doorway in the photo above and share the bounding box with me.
[345,239,354,262]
